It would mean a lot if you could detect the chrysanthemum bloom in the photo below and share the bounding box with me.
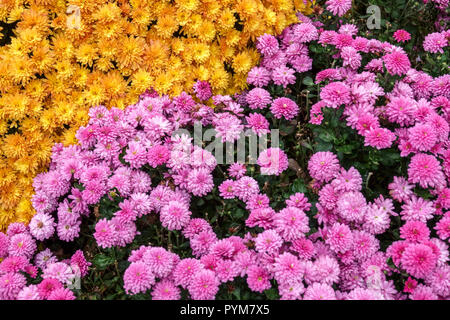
[336,191,367,223]
[404,277,418,294]
[234,176,260,202]
[400,221,430,243]
[273,252,304,285]
[190,231,218,257]
[435,215,450,240]
[311,255,340,285]
[385,96,416,126]
[364,127,396,150]
[228,163,246,179]
[325,0,352,16]
[274,207,310,241]
[308,152,340,183]
[352,231,379,262]
[8,233,36,259]
[147,145,170,168]
[57,220,81,242]
[292,23,319,43]
[29,213,56,241]
[346,288,384,300]
[401,243,437,279]
[331,167,362,192]
[320,82,351,108]
[254,230,283,255]
[37,279,63,299]
[257,148,289,176]
[270,97,299,120]
[247,67,271,87]
[408,153,446,190]
[246,194,270,211]
[6,223,27,237]
[187,168,214,197]
[70,250,91,278]
[188,269,220,300]
[246,207,276,229]
[423,32,448,54]
[247,265,271,293]
[17,285,41,300]
[0,255,29,274]
[388,176,414,203]
[383,51,411,75]
[123,262,155,295]
[286,193,311,211]
[93,219,118,249]
[143,247,177,278]
[193,81,212,101]
[182,218,213,240]
[393,30,411,43]
[218,180,236,199]
[400,196,436,222]
[42,262,75,285]
[325,223,353,254]
[425,265,450,297]
[303,283,336,300]
[245,88,272,109]
[160,200,191,231]
[47,288,76,300]
[173,259,203,289]
[212,113,244,143]
[409,284,438,300]
[0,272,27,300]
[408,124,437,152]
[341,46,361,69]
[363,204,390,235]
[151,280,181,300]
[246,113,270,137]
[256,34,279,56]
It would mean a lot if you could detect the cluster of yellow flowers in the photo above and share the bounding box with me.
[0,0,314,230]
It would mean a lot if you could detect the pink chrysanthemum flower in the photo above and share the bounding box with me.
[246,208,275,229]
[228,163,246,179]
[303,283,336,300]
[341,46,361,69]
[308,151,340,183]
[246,113,270,137]
[245,88,272,110]
[160,200,191,231]
[383,51,411,75]
[423,32,448,54]
[47,288,76,300]
[401,243,437,279]
[286,193,311,211]
[320,82,351,108]
[29,213,56,241]
[408,124,437,152]
[404,277,418,294]
[190,231,217,257]
[37,278,63,299]
[336,191,367,223]
[325,0,352,17]
[363,204,390,235]
[388,176,414,203]
[425,265,450,297]
[143,247,177,278]
[0,272,27,300]
[234,176,260,202]
[435,215,450,240]
[270,97,299,120]
[274,207,310,241]
[257,147,289,176]
[188,269,220,300]
[364,127,396,150]
[352,231,379,262]
[123,262,155,295]
[0,256,29,274]
[6,223,27,237]
[408,153,445,190]
[256,33,279,56]
[8,233,36,259]
[218,179,236,199]
[70,250,91,277]
[147,145,170,168]
[42,262,74,285]
[400,221,430,243]
[151,280,181,300]
[187,167,214,197]
[173,258,203,288]
[400,196,435,222]
[393,30,411,43]
[274,252,304,284]
[331,167,362,192]
[247,67,271,87]
[182,218,213,240]
[385,96,416,126]
[292,238,315,260]
[410,284,438,300]
[93,219,118,249]
[246,194,270,211]
[346,288,384,300]
[17,285,41,300]
[247,265,271,293]
[193,80,212,101]
[312,255,340,285]
[254,230,283,255]
[325,223,353,254]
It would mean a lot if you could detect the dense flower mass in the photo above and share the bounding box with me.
[0,0,315,230]
[0,0,449,302]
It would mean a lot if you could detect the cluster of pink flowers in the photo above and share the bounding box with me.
[0,222,89,300]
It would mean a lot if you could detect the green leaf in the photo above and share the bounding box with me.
[92,254,115,270]
[302,76,314,87]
